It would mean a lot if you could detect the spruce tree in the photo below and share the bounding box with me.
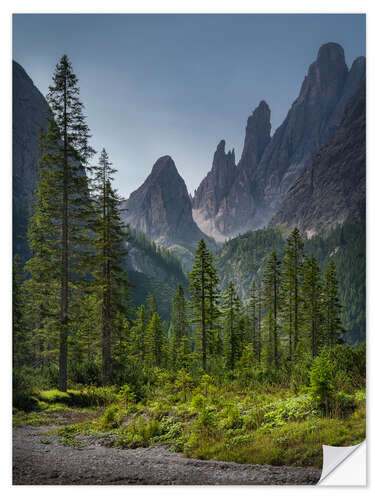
[262,251,282,366]
[176,335,192,371]
[144,312,167,368]
[189,239,216,371]
[302,256,323,357]
[206,253,221,356]
[88,148,129,385]
[322,261,343,347]
[23,147,62,371]
[130,305,147,362]
[145,293,158,325]
[25,55,95,391]
[248,281,260,362]
[281,228,305,360]
[222,281,241,370]
[170,285,189,368]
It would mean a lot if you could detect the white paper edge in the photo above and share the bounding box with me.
[318,440,366,486]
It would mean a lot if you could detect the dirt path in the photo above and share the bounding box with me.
[13,426,321,485]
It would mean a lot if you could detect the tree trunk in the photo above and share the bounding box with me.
[102,176,111,385]
[201,257,206,371]
[59,73,68,393]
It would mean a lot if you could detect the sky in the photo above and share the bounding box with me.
[13,14,365,198]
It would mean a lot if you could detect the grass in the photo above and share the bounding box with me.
[12,379,366,467]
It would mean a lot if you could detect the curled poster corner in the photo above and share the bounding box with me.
[318,441,366,486]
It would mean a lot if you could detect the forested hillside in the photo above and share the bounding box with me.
[125,228,188,322]
[216,222,365,344]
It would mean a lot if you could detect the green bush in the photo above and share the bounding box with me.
[332,392,356,417]
[191,393,207,411]
[159,416,183,440]
[308,350,334,415]
[13,368,39,411]
[68,361,101,386]
[102,405,121,429]
[118,385,136,406]
[116,417,162,448]
[67,386,118,407]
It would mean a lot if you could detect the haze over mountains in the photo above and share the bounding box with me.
[13,41,366,266]
[120,42,365,249]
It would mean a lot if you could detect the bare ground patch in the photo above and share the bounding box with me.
[13,426,321,485]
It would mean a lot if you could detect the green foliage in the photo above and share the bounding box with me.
[308,350,335,414]
[116,416,162,448]
[189,239,220,371]
[102,405,121,430]
[118,385,136,405]
[127,227,186,284]
[13,367,40,411]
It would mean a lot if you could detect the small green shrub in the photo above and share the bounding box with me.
[116,417,162,448]
[308,351,334,415]
[159,416,183,440]
[191,394,207,411]
[13,368,39,411]
[102,405,121,430]
[332,392,356,417]
[118,385,136,406]
[67,386,118,407]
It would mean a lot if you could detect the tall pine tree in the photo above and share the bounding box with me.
[88,148,129,384]
[262,251,282,367]
[302,256,323,357]
[189,239,217,371]
[170,285,189,369]
[281,228,305,360]
[222,281,241,370]
[30,55,95,391]
[322,261,343,347]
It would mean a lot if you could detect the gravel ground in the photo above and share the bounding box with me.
[13,426,321,485]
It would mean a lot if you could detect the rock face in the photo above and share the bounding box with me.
[192,140,237,241]
[13,61,48,259]
[270,81,365,236]
[122,155,211,267]
[192,43,365,241]
[192,101,271,240]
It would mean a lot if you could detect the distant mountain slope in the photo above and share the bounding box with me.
[125,228,188,322]
[215,222,365,344]
[13,60,48,259]
[270,81,365,235]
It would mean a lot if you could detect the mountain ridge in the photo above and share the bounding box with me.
[191,42,365,241]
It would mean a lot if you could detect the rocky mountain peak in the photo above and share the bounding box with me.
[212,139,236,170]
[149,155,177,178]
[192,139,236,216]
[238,100,271,172]
[316,42,346,66]
[122,155,210,266]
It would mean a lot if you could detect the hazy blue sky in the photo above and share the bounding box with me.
[13,14,365,198]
